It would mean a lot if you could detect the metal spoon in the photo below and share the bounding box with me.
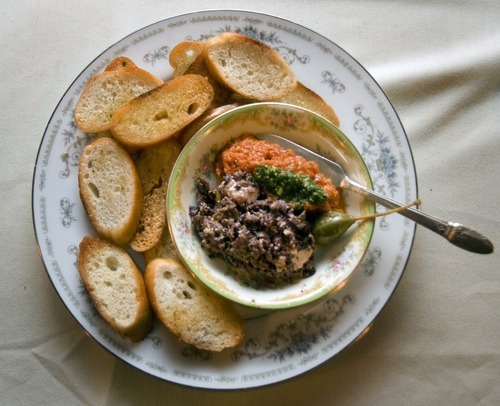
[257,133,494,254]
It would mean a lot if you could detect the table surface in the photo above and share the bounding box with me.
[1,1,499,405]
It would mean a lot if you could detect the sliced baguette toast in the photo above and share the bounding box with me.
[129,138,181,252]
[78,137,142,245]
[184,53,233,108]
[169,40,206,77]
[75,59,163,133]
[110,74,214,147]
[78,236,153,342]
[273,82,340,127]
[145,258,244,351]
[203,32,296,100]
[169,40,232,106]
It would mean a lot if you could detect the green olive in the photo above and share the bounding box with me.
[312,198,421,245]
[312,211,356,245]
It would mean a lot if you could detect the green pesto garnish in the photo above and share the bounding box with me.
[253,165,328,209]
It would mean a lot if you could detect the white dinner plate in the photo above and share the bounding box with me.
[32,9,417,389]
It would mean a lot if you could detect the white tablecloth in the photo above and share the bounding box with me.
[1,1,499,404]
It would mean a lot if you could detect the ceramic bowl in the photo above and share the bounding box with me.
[167,102,374,309]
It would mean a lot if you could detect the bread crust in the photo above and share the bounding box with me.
[145,258,244,351]
[78,137,143,245]
[78,236,153,342]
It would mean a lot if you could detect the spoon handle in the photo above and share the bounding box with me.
[343,178,494,254]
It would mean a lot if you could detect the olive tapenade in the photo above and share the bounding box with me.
[189,171,315,288]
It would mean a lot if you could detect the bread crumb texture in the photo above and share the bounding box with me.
[78,237,152,342]
[75,67,163,132]
[204,32,296,100]
[145,258,244,351]
[78,137,142,245]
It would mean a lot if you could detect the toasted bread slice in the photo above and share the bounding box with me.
[110,74,214,147]
[129,138,182,252]
[169,40,206,77]
[184,53,233,108]
[203,32,296,100]
[78,137,142,245]
[145,258,244,351]
[105,56,137,71]
[74,60,163,133]
[78,236,153,342]
[273,82,340,127]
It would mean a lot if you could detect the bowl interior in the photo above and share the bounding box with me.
[167,103,374,309]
